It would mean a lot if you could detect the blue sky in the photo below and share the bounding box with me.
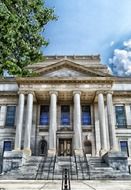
[43,0,131,75]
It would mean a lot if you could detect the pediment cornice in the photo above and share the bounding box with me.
[34,60,111,77]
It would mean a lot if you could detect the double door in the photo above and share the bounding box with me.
[59,139,72,156]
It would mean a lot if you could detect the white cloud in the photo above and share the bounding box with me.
[109,39,131,76]
[123,39,131,49]
[110,41,115,46]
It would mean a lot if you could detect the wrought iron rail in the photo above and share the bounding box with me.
[36,155,47,180]
[83,150,90,180]
[73,151,78,180]
[61,168,71,190]
[52,155,56,180]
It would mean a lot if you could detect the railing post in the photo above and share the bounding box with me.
[62,168,71,190]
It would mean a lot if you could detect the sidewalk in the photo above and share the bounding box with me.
[0,180,131,190]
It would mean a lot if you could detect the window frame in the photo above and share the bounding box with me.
[5,105,16,128]
[81,105,91,126]
[60,105,70,126]
[115,105,127,128]
[120,140,129,157]
[3,140,12,152]
[39,105,49,126]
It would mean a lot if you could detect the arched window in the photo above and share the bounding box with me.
[84,140,92,155]
[39,140,47,156]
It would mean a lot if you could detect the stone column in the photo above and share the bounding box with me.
[107,92,118,151]
[15,93,25,150]
[97,92,107,155]
[24,93,33,155]
[73,91,83,155]
[48,91,58,156]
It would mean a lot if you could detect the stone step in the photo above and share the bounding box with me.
[1,155,131,180]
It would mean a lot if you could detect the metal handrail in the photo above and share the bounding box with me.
[69,155,72,180]
[52,155,56,180]
[35,155,47,180]
[47,156,53,180]
[61,168,71,190]
[79,155,84,179]
[73,151,78,180]
[83,150,90,180]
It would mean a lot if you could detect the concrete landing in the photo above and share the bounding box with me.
[0,180,131,190]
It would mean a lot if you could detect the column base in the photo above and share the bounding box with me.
[48,149,56,156]
[109,148,119,153]
[100,149,108,156]
[74,149,83,156]
[12,148,22,152]
[23,148,32,156]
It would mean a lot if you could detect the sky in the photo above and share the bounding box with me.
[43,0,131,76]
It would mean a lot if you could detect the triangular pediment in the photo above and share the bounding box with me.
[34,59,110,77]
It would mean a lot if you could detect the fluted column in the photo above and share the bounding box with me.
[97,92,107,155]
[73,91,83,155]
[48,91,58,156]
[15,93,25,150]
[24,93,33,155]
[107,92,118,151]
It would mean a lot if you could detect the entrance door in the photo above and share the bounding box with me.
[59,139,72,156]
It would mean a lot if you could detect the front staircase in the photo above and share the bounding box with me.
[0,155,131,180]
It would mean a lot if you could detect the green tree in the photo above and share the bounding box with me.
[0,0,56,76]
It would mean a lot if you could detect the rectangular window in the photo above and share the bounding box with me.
[5,106,16,127]
[61,105,70,125]
[82,105,91,125]
[39,105,49,125]
[120,141,129,156]
[115,106,127,128]
[3,141,12,151]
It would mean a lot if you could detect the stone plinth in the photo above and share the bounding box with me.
[74,149,83,156]
[48,149,56,156]
[3,151,27,172]
[103,151,128,172]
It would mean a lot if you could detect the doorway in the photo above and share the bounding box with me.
[39,139,47,156]
[59,139,72,156]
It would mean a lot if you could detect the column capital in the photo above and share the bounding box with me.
[96,90,114,96]
[49,91,58,96]
[73,90,81,96]
[96,90,105,95]
[106,91,114,95]
[18,91,35,96]
[18,91,25,95]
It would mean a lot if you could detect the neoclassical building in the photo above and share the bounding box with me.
[0,55,131,161]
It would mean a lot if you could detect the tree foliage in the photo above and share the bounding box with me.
[0,0,56,76]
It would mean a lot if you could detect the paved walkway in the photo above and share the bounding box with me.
[0,180,131,190]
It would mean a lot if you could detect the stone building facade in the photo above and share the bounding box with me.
[0,55,131,163]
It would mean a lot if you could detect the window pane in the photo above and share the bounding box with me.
[115,106,126,128]
[61,105,70,125]
[82,106,91,125]
[39,105,49,125]
[3,141,12,151]
[120,141,128,156]
[5,106,16,127]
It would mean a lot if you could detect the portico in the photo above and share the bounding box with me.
[14,87,118,156]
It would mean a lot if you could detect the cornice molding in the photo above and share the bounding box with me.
[16,77,114,84]
[0,92,17,97]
